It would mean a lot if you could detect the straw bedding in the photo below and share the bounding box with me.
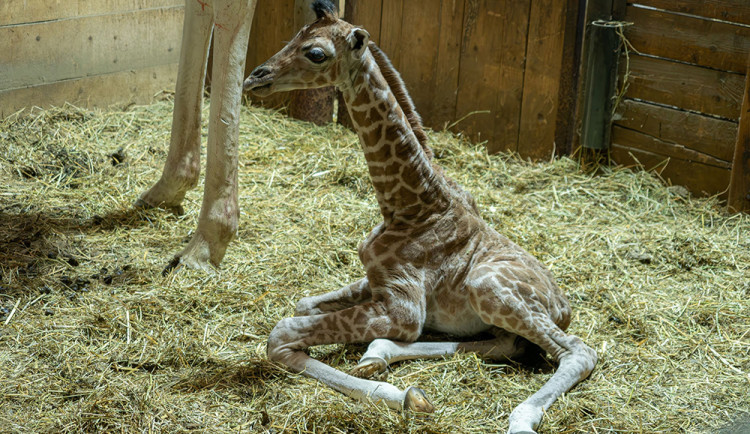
[0,99,748,433]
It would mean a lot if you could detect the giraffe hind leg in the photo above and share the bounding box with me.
[351,330,529,379]
[465,277,597,433]
[267,296,434,412]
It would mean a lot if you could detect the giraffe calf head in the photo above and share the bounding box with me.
[243,0,369,97]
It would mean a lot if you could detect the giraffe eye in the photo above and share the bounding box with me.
[306,48,327,64]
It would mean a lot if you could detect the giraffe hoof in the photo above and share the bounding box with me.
[162,256,183,276]
[404,386,434,413]
[133,198,185,216]
[350,356,387,378]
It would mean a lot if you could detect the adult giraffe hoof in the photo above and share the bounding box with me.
[133,196,185,216]
[350,357,387,378]
[162,256,184,276]
[403,386,434,413]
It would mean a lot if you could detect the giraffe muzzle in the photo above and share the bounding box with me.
[243,65,275,95]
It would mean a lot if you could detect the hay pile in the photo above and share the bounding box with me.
[0,99,748,433]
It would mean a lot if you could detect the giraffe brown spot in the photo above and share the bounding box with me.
[397,188,418,208]
[352,89,371,108]
[481,298,496,315]
[367,106,384,123]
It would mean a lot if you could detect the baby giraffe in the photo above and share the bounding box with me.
[243,2,597,432]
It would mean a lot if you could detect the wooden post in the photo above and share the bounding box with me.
[288,0,335,125]
[728,55,750,213]
[579,20,620,150]
[570,0,625,167]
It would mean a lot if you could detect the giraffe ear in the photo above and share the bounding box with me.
[347,28,370,57]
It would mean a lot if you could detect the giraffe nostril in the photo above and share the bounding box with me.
[251,65,271,78]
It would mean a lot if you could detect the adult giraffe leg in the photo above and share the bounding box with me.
[136,0,214,214]
[268,295,433,412]
[166,0,257,272]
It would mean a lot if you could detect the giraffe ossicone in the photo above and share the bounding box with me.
[244,2,597,433]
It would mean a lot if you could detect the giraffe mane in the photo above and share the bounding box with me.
[367,42,433,160]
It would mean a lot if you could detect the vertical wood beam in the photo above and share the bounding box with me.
[728,55,750,213]
[579,20,620,150]
[518,0,568,160]
[570,0,625,155]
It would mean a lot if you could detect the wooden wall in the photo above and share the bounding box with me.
[612,1,750,197]
[342,0,575,159]
[0,0,184,117]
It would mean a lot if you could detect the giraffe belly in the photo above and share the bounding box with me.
[424,293,491,336]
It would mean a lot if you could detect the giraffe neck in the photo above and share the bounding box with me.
[340,48,448,224]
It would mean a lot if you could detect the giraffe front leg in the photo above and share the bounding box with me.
[136,0,214,214]
[267,300,434,412]
[295,278,371,316]
[164,0,257,272]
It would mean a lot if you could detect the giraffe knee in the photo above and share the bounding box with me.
[267,317,298,364]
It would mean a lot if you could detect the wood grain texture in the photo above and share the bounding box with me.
[455,0,530,154]
[0,7,183,91]
[624,5,750,73]
[394,0,442,123]
[427,0,466,130]
[614,99,738,162]
[0,64,178,117]
[624,55,745,120]
[610,141,731,197]
[728,65,750,212]
[632,0,750,26]
[0,0,182,27]
[518,0,567,160]
[554,0,584,156]
[344,0,383,44]
[378,0,404,70]
[611,124,732,168]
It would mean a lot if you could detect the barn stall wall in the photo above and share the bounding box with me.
[242,0,580,161]
[0,0,183,117]
[341,0,578,160]
[610,1,750,199]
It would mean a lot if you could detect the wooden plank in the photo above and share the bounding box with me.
[455,0,530,154]
[632,0,750,26]
[426,0,466,130]
[244,0,296,109]
[614,99,738,162]
[0,7,183,91]
[612,124,732,169]
[728,67,750,212]
[395,0,442,123]
[610,142,731,197]
[0,0,183,27]
[0,63,178,118]
[554,0,584,155]
[517,0,567,160]
[378,0,404,69]
[624,5,750,73]
[624,55,745,120]
[344,0,383,44]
